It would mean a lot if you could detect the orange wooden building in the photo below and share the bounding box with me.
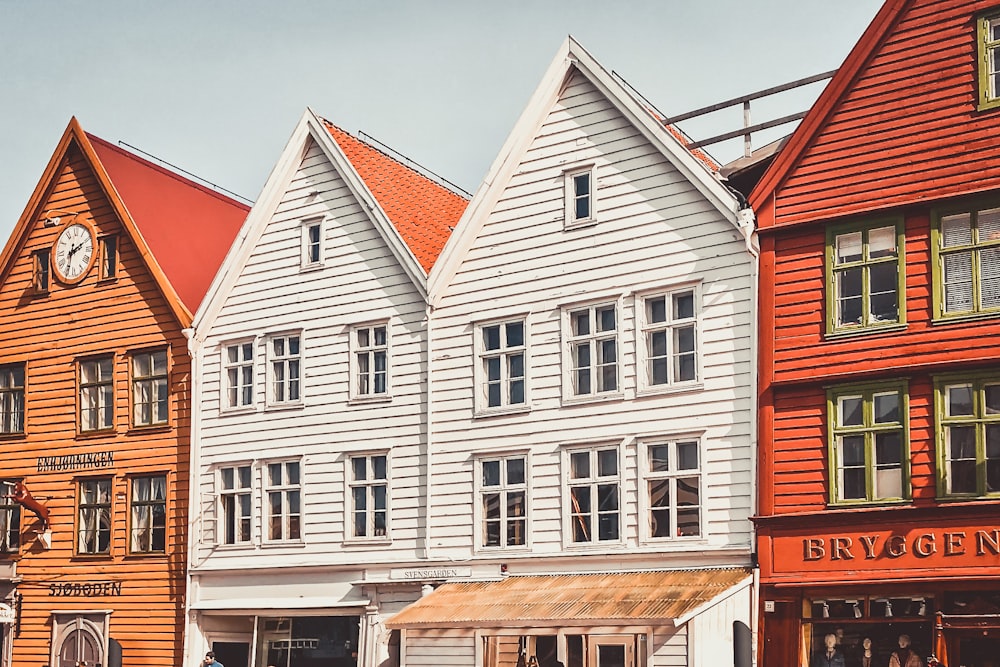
[0,119,247,667]
[749,1,1000,666]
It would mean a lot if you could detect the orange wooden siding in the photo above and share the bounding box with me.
[0,142,190,667]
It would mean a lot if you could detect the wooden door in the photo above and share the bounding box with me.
[762,599,799,667]
[58,627,101,667]
[586,635,634,667]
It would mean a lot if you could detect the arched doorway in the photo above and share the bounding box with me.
[54,617,105,667]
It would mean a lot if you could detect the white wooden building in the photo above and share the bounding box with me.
[386,38,759,667]
[182,108,469,667]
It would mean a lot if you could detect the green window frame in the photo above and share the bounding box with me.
[978,10,1000,111]
[935,372,1000,498]
[931,202,1000,319]
[825,218,905,334]
[827,381,910,505]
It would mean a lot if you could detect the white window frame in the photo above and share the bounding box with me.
[635,284,702,395]
[265,332,303,408]
[130,348,169,427]
[222,339,256,412]
[300,217,324,270]
[474,317,529,415]
[218,463,254,546]
[564,165,596,228]
[79,355,115,433]
[561,298,623,404]
[0,363,25,435]
[562,443,623,548]
[0,480,20,554]
[346,452,390,543]
[77,477,112,555]
[349,321,391,402]
[262,459,302,544]
[128,474,167,554]
[639,437,704,542]
[475,452,530,551]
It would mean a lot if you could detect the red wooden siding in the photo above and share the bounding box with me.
[771,0,1000,227]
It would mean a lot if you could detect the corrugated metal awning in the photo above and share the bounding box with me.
[386,567,751,629]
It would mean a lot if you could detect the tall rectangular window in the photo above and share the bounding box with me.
[827,221,903,332]
[225,341,254,409]
[349,454,388,539]
[934,206,1000,317]
[301,219,322,268]
[265,461,301,542]
[480,456,527,548]
[828,383,908,504]
[268,334,301,405]
[99,235,118,280]
[566,303,618,398]
[937,375,1000,497]
[641,289,697,387]
[132,349,168,427]
[0,364,25,434]
[80,356,114,432]
[352,324,388,398]
[0,480,20,553]
[129,475,166,553]
[646,440,702,538]
[33,249,50,293]
[978,11,1000,109]
[565,168,595,225]
[479,320,526,410]
[567,447,619,544]
[220,465,252,545]
[78,478,112,555]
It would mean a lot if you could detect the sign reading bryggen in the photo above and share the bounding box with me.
[37,451,114,473]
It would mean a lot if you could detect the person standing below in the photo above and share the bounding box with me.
[888,635,922,667]
[812,633,846,667]
[202,651,224,667]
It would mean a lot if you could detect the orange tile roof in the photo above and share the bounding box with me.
[321,121,468,273]
[664,122,719,171]
[88,134,249,312]
[386,568,750,628]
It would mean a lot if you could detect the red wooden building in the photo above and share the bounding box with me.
[749,1,1000,666]
[0,119,246,667]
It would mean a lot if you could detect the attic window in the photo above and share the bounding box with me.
[565,167,596,228]
[301,218,324,269]
[33,249,50,294]
[99,235,118,280]
[978,10,1000,110]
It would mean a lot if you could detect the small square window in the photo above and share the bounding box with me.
[565,168,595,226]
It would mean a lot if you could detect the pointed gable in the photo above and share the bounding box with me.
[750,0,1000,226]
[322,121,468,273]
[88,135,249,312]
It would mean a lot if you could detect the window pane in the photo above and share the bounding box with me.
[842,468,866,500]
[598,306,616,332]
[868,226,896,258]
[572,310,590,336]
[482,460,500,487]
[839,396,864,427]
[506,458,525,485]
[570,452,589,479]
[981,246,1000,309]
[352,457,366,482]
[357,328,369,348]
[944,250,974,313]
[673,292,694,320]
[988,424,1000,493]
[486,357,501,382]
[648,296,666,323]
[510,378,525,404]
[372,455,387,479]
[979,207,1000,241]
[597,449,617,477]
[649,445,669,472]
[836,232,863,263]
[373,327,386,346]
[268,463,282,486]
[947,384,974,416]
[942,213,973,247]
[841,435,865,466]
[837,267,863,325]
[948,426,977,494]
[505,322,523,347]
[483,325,500,351]
[286,462,300,486]
[873,392,900,423]
[574,173,590,197]
[869,262,898,322]
[238,466,251,489]
[987,384,1000,415]
[677,442,699,470]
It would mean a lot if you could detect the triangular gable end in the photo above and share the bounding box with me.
[428,36,749,305]
[0,118,195,327]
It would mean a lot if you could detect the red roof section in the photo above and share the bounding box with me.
[88,134,249,312]
[664,122,719,171]
[321,121,468,273]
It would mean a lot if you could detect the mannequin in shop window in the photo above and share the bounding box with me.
[859,637,874,667]
[888,634,922,667]
[812,633,846,667]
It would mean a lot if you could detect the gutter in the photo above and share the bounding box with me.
[423,302,434,560]
[181,326,201,667]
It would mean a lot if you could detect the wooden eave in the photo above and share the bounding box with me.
[0,117,194,327]
[747,0,910,219]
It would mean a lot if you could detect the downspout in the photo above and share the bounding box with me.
[182,326,201,667]
[423,301,434,560]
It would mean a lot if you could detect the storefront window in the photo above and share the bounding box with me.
[256,616,360,667]
[481,634,639,667]
[804,597,933,667]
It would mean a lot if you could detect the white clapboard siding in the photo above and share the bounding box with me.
[689,585,752,667]
[428,69,754,562]
[403,630,476,667]
[652,627,689,667]
[194,135,429,569]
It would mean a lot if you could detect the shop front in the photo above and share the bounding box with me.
[758,513,1000,667]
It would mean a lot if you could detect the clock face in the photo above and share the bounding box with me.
[52,222,95,282]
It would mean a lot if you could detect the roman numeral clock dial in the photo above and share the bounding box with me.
[52,222,96,283]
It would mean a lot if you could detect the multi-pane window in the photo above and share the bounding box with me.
[34,249,50,293]
[99,235,117,280]
[349,454,388,539]
[225,341,254,409]
[935,206,1000,317]
[642,290,697,387]
[220,465,252,545]
[268,335,301,405]
[352,325,388,398]
[0,364,25,434]
[480,320,526,410]
[0,480,20,553]
[829,383,908,503]
[978,11,1000,109]
[265,461,301,542]
[827,222,902,331]
[129,475,166,553]
[567,304,618,397]
[565,168,594,225]
[937,376,1000,497]
[646,440,701,538]
[80,356,114,432]
[302,219,322,267]
[567,447,620,544]
[132,349,168,427]
[480,456,527,548]
[77,478,112,555]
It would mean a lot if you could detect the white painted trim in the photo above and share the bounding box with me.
[673,575,752,627]
[348,319,393,402]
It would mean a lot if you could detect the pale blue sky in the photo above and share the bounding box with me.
[0,1,883,243]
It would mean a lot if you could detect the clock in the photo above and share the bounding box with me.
[52,221,96,283]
